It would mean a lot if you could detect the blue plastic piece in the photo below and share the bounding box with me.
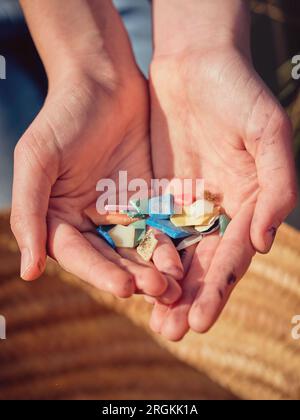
[96,225,116,249]
[146,218,193,239]
[148,194,174,219]
[219,214,231,237]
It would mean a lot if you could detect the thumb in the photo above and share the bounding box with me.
[247,104,297,253]
[11,124,58,280]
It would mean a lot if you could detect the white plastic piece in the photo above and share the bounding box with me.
[176,235,203,251]
[188,199,214,218]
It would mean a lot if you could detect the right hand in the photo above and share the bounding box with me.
[11,65,183,304]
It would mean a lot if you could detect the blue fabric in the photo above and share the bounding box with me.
[113,0,152,76]
[0,0,152,208]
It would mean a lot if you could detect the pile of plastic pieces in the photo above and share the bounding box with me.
[95,194,230,261]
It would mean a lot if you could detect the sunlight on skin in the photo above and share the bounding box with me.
[150,1,297,339]
[11,0,297,342]
[11,0,182,306]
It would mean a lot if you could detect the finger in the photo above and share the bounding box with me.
[48,219,135,298]
[11,131,58,281]
[247,105,297,253]
[179,244,198,274]
[188,205,255,333]
[116,247,171,299]
[85,234,168,298]
[149,245,197,334]
[86,233,165,297]
[160,236,219,341]
[152,230,184,280]
[149,302,170,334]
[144,296,156,304]
[157,276,182,305]
[151,230,183,304]
[138,275,182,305]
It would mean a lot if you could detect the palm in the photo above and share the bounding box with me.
[14,75,183,303]
[150,49,295,339]
[45,78,151,231]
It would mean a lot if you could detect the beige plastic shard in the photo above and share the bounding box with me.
[136,229,158,261]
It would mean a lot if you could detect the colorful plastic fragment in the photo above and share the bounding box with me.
[196,219,220,235]
[94,191,227,255]
[129,197,149,215]
[96,225,116,249]
[148,194,174,219]
[176,235,203,251]
[146,218,194,239]
[85,205,139,226]
[123,211,147,219]
[194,214,220,232]
[187,199,215,218]
[109,220,146,248]
[170,211,217,227]
[219,214,231,236]
[130,220,147,242]
[136,229,158,261]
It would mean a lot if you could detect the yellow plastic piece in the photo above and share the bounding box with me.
[170,212,215,227]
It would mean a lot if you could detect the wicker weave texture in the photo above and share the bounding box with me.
[58,223,300,400]
[0,213,235,400]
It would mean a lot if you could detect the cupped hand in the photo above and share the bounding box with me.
[149,47,297,340]
[11,70,183,303]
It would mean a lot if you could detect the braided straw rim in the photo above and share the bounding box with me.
[54,224,300,400]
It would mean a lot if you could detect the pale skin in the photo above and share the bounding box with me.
[12,0,297,340]
[13,0,183,305]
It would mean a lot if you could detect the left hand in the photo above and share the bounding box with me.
[149,47,297,340]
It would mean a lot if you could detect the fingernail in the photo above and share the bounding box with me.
[265,226,277,251]
[20,248,32,279]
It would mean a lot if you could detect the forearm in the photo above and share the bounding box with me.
[20,0,138,84]
[152,0,250,58]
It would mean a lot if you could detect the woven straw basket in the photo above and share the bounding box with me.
[0,212,299,400]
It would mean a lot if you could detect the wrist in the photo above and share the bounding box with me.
[152,0,251,60]
[21,0,141,90]
[150,45,255,112]
[44,19,141,89]
[46,51,124,94]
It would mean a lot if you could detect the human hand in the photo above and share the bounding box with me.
[11,0,183,303]
[11,69,184,303]
[149,46,297,340]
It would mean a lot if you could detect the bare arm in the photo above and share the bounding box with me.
[20,0,139,85]
[152,0,250,58]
